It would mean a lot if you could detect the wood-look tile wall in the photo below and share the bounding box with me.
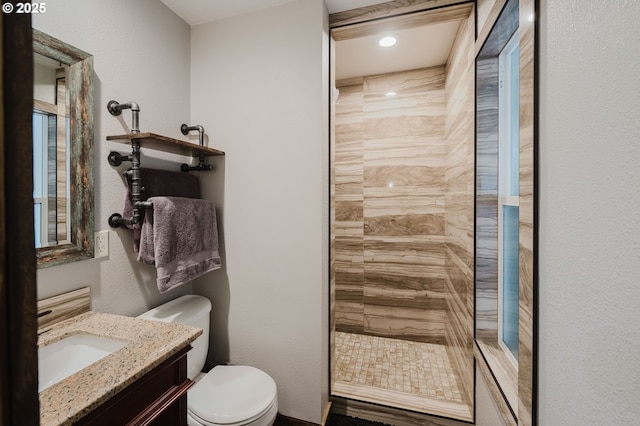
[475,54,500,341]
[473,0,537,424]
[55,72,68,243]
[335,66,449,344]
[517,0,536,422]
[334,81,365,334]
[330,40,337,388]
[475,0,519,343]
[443,11,475,406]
[364,67,449,345]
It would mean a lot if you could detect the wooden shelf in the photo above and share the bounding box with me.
[107,133,225,157]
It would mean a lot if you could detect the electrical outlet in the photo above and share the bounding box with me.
[95,230,109,258]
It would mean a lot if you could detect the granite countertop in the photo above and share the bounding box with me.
[38,311,202,426]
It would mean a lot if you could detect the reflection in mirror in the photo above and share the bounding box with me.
[33,29,94,267]
[33,52,70,248]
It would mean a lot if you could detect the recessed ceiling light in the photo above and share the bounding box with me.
[378,35,397,47]
[385,91,397,97]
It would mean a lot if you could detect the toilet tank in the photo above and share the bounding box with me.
[137,295,212,380]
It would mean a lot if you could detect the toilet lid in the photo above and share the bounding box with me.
[188,365,277,425]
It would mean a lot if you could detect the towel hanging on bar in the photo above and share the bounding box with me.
[138,196,221,293]
[123,167,200,249]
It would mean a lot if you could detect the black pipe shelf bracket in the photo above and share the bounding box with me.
[105,101,225,229]
[180,123,213,172]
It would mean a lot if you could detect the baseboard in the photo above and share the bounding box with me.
[275,402,332,426]
[275,413,320,426]
[322,401,333,425]
[331,396,473,426]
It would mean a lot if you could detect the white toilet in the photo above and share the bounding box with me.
[138,295,278,426]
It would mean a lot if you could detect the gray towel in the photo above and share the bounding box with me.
[123,168,200,250]
[138,196,221,293]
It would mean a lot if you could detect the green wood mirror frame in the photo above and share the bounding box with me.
[33,29,94,267]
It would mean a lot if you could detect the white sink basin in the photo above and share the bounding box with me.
[38,333,128,392]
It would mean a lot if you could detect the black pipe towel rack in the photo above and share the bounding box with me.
[105,100,225,229]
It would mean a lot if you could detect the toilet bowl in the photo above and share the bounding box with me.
[138,295,278,426]
[188,366,278,426]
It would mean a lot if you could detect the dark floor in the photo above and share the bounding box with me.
[327,413,389,425]
[275,412,389,426]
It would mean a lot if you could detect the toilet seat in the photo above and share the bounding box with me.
[187,365,278,426]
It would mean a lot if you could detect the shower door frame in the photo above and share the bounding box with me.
[328,1,477,423]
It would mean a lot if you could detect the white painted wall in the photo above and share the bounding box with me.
[538,1,640,424]
[33,0,194,314]
[189,0,330,423]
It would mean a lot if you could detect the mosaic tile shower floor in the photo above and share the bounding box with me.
[333,332,472,421]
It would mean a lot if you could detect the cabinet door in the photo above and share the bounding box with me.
[79,345,193,426]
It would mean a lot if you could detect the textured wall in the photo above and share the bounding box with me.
[33,0,194,314]
[538,0,640,424]
[335,66,449,344]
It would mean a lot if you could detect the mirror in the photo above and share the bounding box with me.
[33,29,94,267]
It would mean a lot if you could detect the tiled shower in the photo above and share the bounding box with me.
[330,8,475,422]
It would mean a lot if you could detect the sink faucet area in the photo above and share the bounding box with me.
[38,333,128,392]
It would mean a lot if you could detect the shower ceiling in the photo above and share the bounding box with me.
[334,20,461,80]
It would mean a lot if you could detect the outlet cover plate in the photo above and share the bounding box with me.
[95,230,109,258]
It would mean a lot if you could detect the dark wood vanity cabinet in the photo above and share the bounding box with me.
[78,345,193,426]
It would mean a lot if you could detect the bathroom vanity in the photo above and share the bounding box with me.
[76,342,192,425]
[38,293,201,426]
